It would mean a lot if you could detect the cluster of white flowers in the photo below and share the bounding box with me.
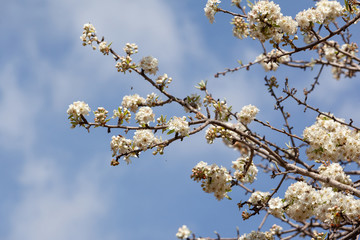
[110,135,132,157]
[115,55,136,73]
[239,230,274,240]
[232,157,258,183]
[191,161,232,200]
[112,106,131,125]
[213,100,231,121]
[80,23,97,49]
[122,94,146,112]
[67,101,91,128]
[132,129,158,151]
[135,106,155,125]
[231,16,249,39]
[315,0,344,24]
[67,101,91,118]
[296,0,343,31]
[314,187,360,224]
[99,41,109,55]
[156,73,172,86]
[123,43,138,56]
[320,41,359,79]
[269,224,282,236]
[247,1,297,42]
[284,181,316,221]
[255,49,290,72]
[168,116,190,136]
[322,41,339,62]
[204,0,221,24]
[267,181,360,224]
[268,197,284,218]
[248,191,270,205]
[205,123,246,149]
[94,107,108,125]
[175,225,191,239]
[145,92,159,107]
[139,56,158,75]
[303,114,360,163]
[318,163,352,187]
[237,104,259,125]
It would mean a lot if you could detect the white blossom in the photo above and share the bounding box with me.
[168,116,190,136]
[232,157,258,183]
[139,56,158,75]
[110,135,132,157]
[248,191,270,205]
[133,130,158,151]
[204,0,221,23]
[135,106,155,125]
[237,104,259,125]
[122,94,146,112]
[67,101,91,117]
[303,114,360,163]
[191,161,232,200]
[176,225,191,239]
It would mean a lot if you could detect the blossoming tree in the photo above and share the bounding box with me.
[68,0,360,239]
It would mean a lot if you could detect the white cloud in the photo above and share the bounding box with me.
[6,156,114,240]
[0,64,42,151]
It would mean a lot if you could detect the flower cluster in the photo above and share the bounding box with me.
[139,56,158,75]
[248,191,270,205]
[99,41,110,55]
[191,161,232,200]
[284,181,315,221]
[320,41,359,79]
[112,106,131,125]
[176,225,191,239]
[80,23,97,50]
[303,114,360,163]
[204,0,221,24]
[94,107,109,126]
[145,92,159,107]
[156,73,172,86]
[237,104,259,125]
[205,123,246,149]
[315,0,344,24]
[135,106,155,125]
[213,100,232,121]
[269,224,282,236]
[110,135,132,157]
[232,157,258,184]
[115,56,136,73]
[67,101,91,128]
[231,16,249,39]
[239,230,274,240]
[268,197,284,218]
[168,116,190,136]
[314,187,360,224]
[266,181,360,224]
[133,129,158,151]
[296,0,343,31]
[247,1,298,43]
[255,49,290,72]
[123,43,138,56]
[122,94,146,112]
[318,162,352,187]
[321,41,340,62]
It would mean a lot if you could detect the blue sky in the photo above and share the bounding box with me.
[1,0,360,239]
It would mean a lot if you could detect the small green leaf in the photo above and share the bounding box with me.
[167,129,175,135]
